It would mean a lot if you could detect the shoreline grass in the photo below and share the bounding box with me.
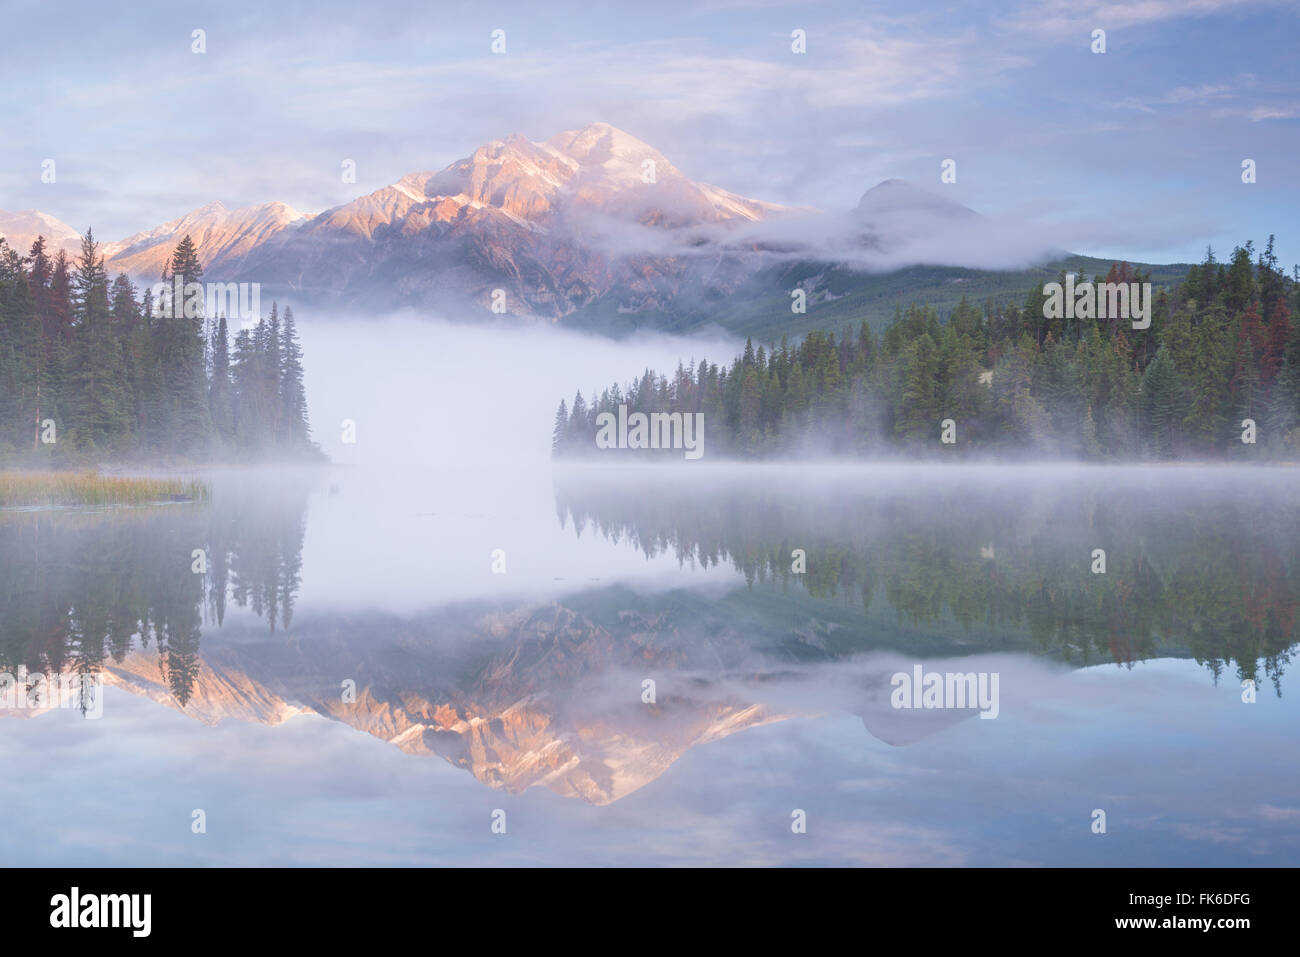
[0,471,209,508]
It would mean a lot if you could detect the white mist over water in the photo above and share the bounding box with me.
[240,314,1300,617]
[271,315,744,613]
[297,313,738,469]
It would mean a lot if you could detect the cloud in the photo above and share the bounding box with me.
[2,0,1296,267]
[1114,75,1300,126]
[1246,104,1300,121]
[999,0,1262,38]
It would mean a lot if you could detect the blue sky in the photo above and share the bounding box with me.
[2,0,1297,266]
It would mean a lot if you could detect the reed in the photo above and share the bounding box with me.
[0,471,209,507]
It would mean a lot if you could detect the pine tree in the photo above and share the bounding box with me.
[165,234,204,289]
[159,235,213,452]
[1141,345,1180,458]
[1224,243,1256,316]
[70,229,131,450]
[231,325,259,449]
[1183,305,1233,451]
[0,245,43,455]
[568,391,588,452]
[894,333,940,442]
[1264,357,1299,455]
[209,316,234,444]
[264,303,283,444]
[1262,298,1291,388]
[48,250,74,345]
[1231,305,1264,430]
[552,399,569,455]
[278,306,310,450]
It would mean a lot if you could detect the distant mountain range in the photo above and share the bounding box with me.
[0,122,1190,337]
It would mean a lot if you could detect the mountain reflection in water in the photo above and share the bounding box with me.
[1,465,1296,807]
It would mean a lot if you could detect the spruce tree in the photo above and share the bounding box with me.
[568,391,588,451]
[278,306,310,450]
[0,245,43,455]
[552,399,569,455]
[70,229,131,450]
[209,316,234,445]
[265,304,283,444]
[160,235,213,452]
[1141,345,1180,458]
[1264,358,1299,455]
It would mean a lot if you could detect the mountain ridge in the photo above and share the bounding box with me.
[0,122,1181,337]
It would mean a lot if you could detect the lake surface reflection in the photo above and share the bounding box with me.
[1,465,1297,865]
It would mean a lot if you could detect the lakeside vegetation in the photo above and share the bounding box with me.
[0,470,208,507]
[554,238,1300,460]
[0,230,323,466]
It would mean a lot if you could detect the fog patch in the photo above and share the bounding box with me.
[297,311,737,469]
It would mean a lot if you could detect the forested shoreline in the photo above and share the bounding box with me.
[0,229,323,465]
[554,239,1300,460]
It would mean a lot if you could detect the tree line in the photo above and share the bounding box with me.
[0,229,322,463]
[553,237,1300,459]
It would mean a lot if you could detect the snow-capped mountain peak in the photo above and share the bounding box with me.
[0,208,83,255]
[101,200,308,278]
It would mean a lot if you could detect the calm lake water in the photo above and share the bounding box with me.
[1,464,1297,865]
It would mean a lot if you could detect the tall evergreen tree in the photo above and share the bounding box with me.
[159,235,213,452]
[1141,346,1181,458]
[70,229,131,450]
[209,316,234,444]
[552,399,569,455]
[278,306,309,448]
